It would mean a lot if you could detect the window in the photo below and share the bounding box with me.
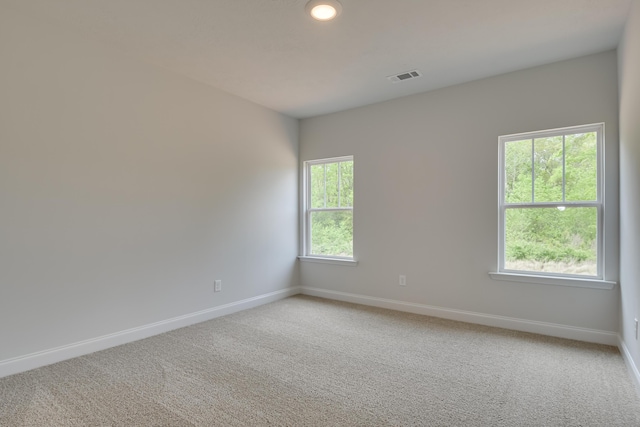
[302,156,354,260]
[497,124,603,279]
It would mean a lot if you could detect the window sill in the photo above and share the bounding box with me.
[298,256,358,267]
[489,272,616,290]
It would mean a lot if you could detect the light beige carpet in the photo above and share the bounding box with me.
[1,295,639,426]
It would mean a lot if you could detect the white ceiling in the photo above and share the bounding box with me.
[2,0,632,118]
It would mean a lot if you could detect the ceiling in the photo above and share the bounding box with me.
[1,0,632,118]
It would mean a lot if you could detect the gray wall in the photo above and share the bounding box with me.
[300,51,620,332]
[618,0,640,371]
[0,6,299,361]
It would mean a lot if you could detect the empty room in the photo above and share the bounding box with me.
[2,0,640,425]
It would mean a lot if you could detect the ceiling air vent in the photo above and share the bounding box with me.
[387,70,422,83]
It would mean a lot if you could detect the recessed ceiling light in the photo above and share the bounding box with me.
[306,0,342,21]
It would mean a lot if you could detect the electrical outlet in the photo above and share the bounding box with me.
[399,275,406,286]
[214,280,222,292]
[635,318,638,340]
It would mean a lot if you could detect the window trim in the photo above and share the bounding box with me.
[301,155,355,261]
[488,272,615,290]
[297,255,358,266]
[495,123,607,284]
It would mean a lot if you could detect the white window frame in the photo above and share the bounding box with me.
[299,156,356,265]
[491,123,615,289]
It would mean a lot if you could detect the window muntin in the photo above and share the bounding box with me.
[303,156,354,259]
[498,124,603,279]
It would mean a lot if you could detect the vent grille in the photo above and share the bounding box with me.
[387,70,422,83]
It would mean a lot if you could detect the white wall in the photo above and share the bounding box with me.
[618,0,640,373]
[0,6,298,362]
[300,51,620,334]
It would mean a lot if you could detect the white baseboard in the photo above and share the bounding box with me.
[618,336,640,397]
[300,287,618,346]
[1,286,622,380]
[0,287,301,379]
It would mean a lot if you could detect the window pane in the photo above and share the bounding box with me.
[310,164,326,209]
[565,132,597,201]
[505,139,532,203]
[533,136,563,202]
[340,161,354,207]
[310,210,353,257]
[325,162,340,207]
[505,207,597,276]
